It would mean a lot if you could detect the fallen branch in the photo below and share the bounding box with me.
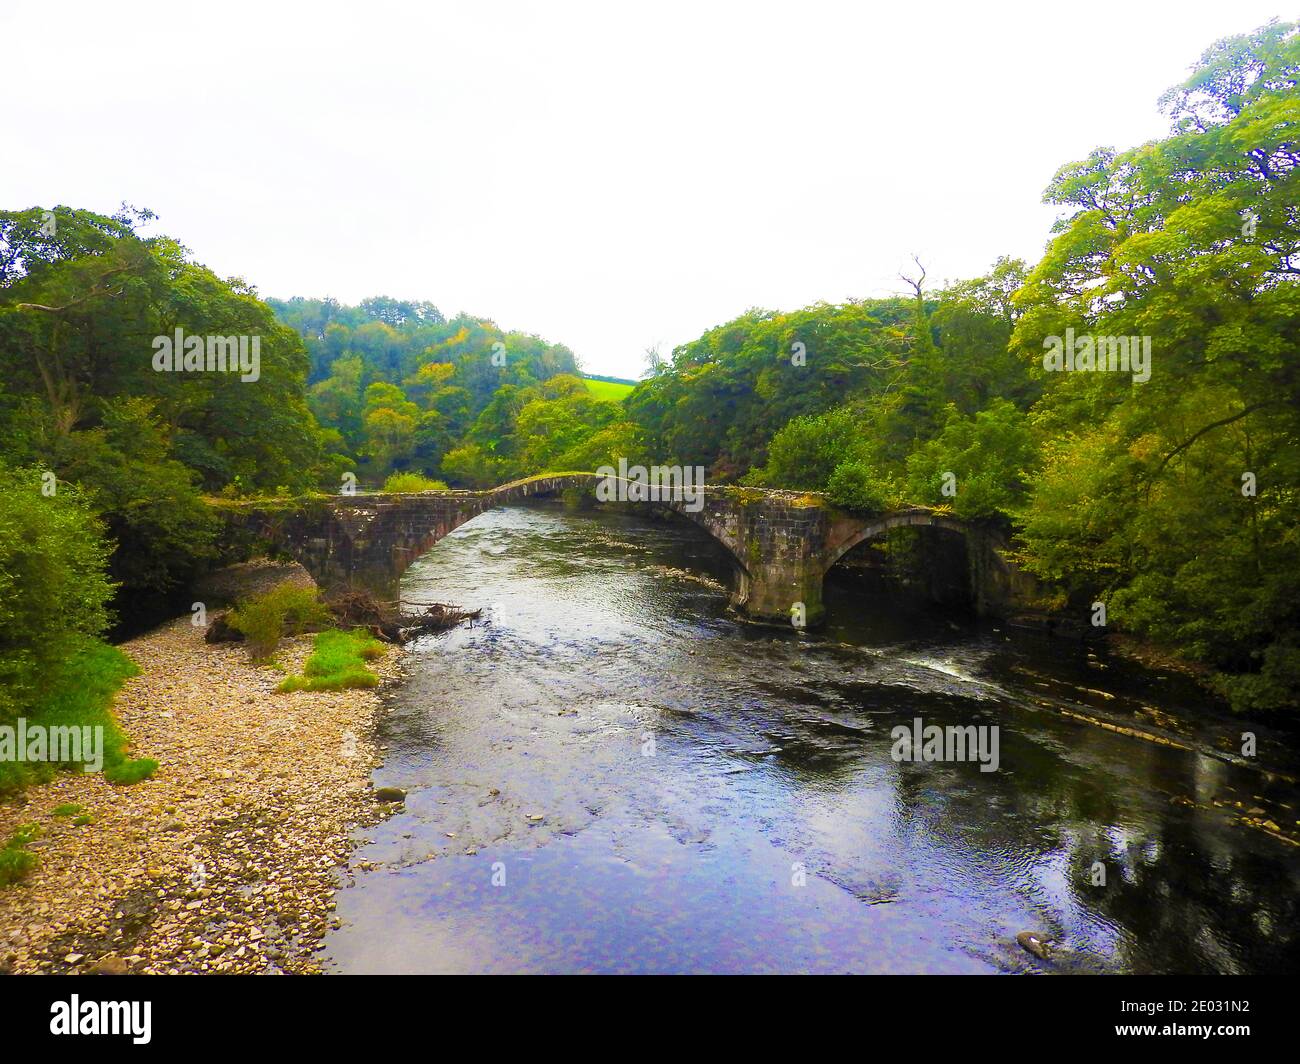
[327,590,480,643]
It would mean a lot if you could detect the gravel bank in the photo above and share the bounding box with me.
[0,562,405,975]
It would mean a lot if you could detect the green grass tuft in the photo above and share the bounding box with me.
[276,629,385,693]
[0,823,41,887]
[51,803,84,817]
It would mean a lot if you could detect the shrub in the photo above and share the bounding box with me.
[0,469,116,725]
[903,400,1037,520]
[228,584,332,662]
[382,472,448,492]
[826,460,892,513]
[743,407,874,491]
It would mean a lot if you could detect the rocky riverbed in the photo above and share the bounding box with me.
[0,562,404,975]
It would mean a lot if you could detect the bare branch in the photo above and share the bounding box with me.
[899,255,927,298]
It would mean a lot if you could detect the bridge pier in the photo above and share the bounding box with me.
[708,491,833,627]
[733,560,825,626]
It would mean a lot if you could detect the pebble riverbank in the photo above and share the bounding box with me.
[0,562,405,975]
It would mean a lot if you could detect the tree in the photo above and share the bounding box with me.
[1013,19,1300,711]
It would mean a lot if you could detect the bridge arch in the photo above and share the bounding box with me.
[392,472,754,591]
[219,473,759,609]
[823,509,987,572]
[823,508,1018,617]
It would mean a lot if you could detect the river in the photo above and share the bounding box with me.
[324,502,1300,974]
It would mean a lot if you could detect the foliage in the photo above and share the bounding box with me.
[0,205,335,616]
[1010,19,1300,711]
[743,407,874,490]
[275,297,588,484]
[382,471,449,492]
[826,460,894,513]
[626,301,913,479]
[0,469,116,724]
[227,584,332,662]
[904,400,1038,519]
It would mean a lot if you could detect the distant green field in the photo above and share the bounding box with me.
[583,376,636,401]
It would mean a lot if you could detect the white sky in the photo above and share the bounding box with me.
[5,1,1290,378]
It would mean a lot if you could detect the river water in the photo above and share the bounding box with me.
[324,503,1300,974]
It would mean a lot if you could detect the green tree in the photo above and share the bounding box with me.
[1013,19,1300,711]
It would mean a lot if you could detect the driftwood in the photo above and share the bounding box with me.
[325,590,480,643]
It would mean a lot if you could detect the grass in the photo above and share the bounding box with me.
[51,803,84,817]
[277,629,385,692]
[582,376,635,401]
[0,638,157,797]
[0,822,40,887]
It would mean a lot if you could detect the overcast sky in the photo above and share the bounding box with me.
[5,1,1290,378]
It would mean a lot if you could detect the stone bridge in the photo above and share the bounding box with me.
[214,473,1030,625]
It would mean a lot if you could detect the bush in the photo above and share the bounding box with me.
[440,443,510,488]
[826,460,892,512]
[382,471,449,492]
[904,400,1037,520]
[743,407,875,491]
[55,397,218,597]
[0,469,116,724]
[277,629,385,692]
[228,584,332,662]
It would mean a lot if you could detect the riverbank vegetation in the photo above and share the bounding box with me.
[277,630,385,693]
[0,823,40,887]
[226,585,332,662]
[1,20,1296,716]
[0,470,156,795]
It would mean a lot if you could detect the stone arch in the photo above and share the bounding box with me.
[823,509,984,573]
[822,508,1019,617]
[381,472,754,599]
